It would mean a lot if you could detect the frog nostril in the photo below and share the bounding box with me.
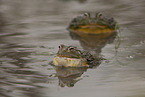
[88,19,96,24]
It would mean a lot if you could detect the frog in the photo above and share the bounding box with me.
[53,44,101,67]
[68,12,117,34]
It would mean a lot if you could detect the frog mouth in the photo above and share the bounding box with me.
[78,23,109,29]
[69,24,116,34]
[53,56,88,67]
[79,24,107,29]
[57,54,80,59]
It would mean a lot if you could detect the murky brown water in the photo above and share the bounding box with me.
[0,0,145,97]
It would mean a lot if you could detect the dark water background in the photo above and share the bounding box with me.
[0,0,145,97]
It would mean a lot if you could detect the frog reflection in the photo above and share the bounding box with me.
[70,31,117,55]
[52,66,88,87]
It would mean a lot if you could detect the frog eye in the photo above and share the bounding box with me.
[96,12,103,19]
[83,13,90,18]
[59,45,62,49]
[59,44,64,49]
[67,47,75,52]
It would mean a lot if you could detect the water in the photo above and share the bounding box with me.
[0,0,145,97]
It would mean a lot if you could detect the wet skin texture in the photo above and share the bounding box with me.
[68,12,117,34]
[56,44,101,67]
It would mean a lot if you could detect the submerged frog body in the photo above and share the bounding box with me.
[53,44,101,67]
[68,12,117,34]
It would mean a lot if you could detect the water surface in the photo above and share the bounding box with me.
[0,0,145,97]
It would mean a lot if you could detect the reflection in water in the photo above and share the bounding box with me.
[54,66,87,87]
[70,31,117,55]
[52,66,93,87]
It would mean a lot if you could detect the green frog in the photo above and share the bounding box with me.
[53,44,101,67]
[68,12,117,34]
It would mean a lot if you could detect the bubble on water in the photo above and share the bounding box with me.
[140,40,145,44]
[126,55,134,59]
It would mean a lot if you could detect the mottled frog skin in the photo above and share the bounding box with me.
[68,12,117,34]
[53,44,101,67]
